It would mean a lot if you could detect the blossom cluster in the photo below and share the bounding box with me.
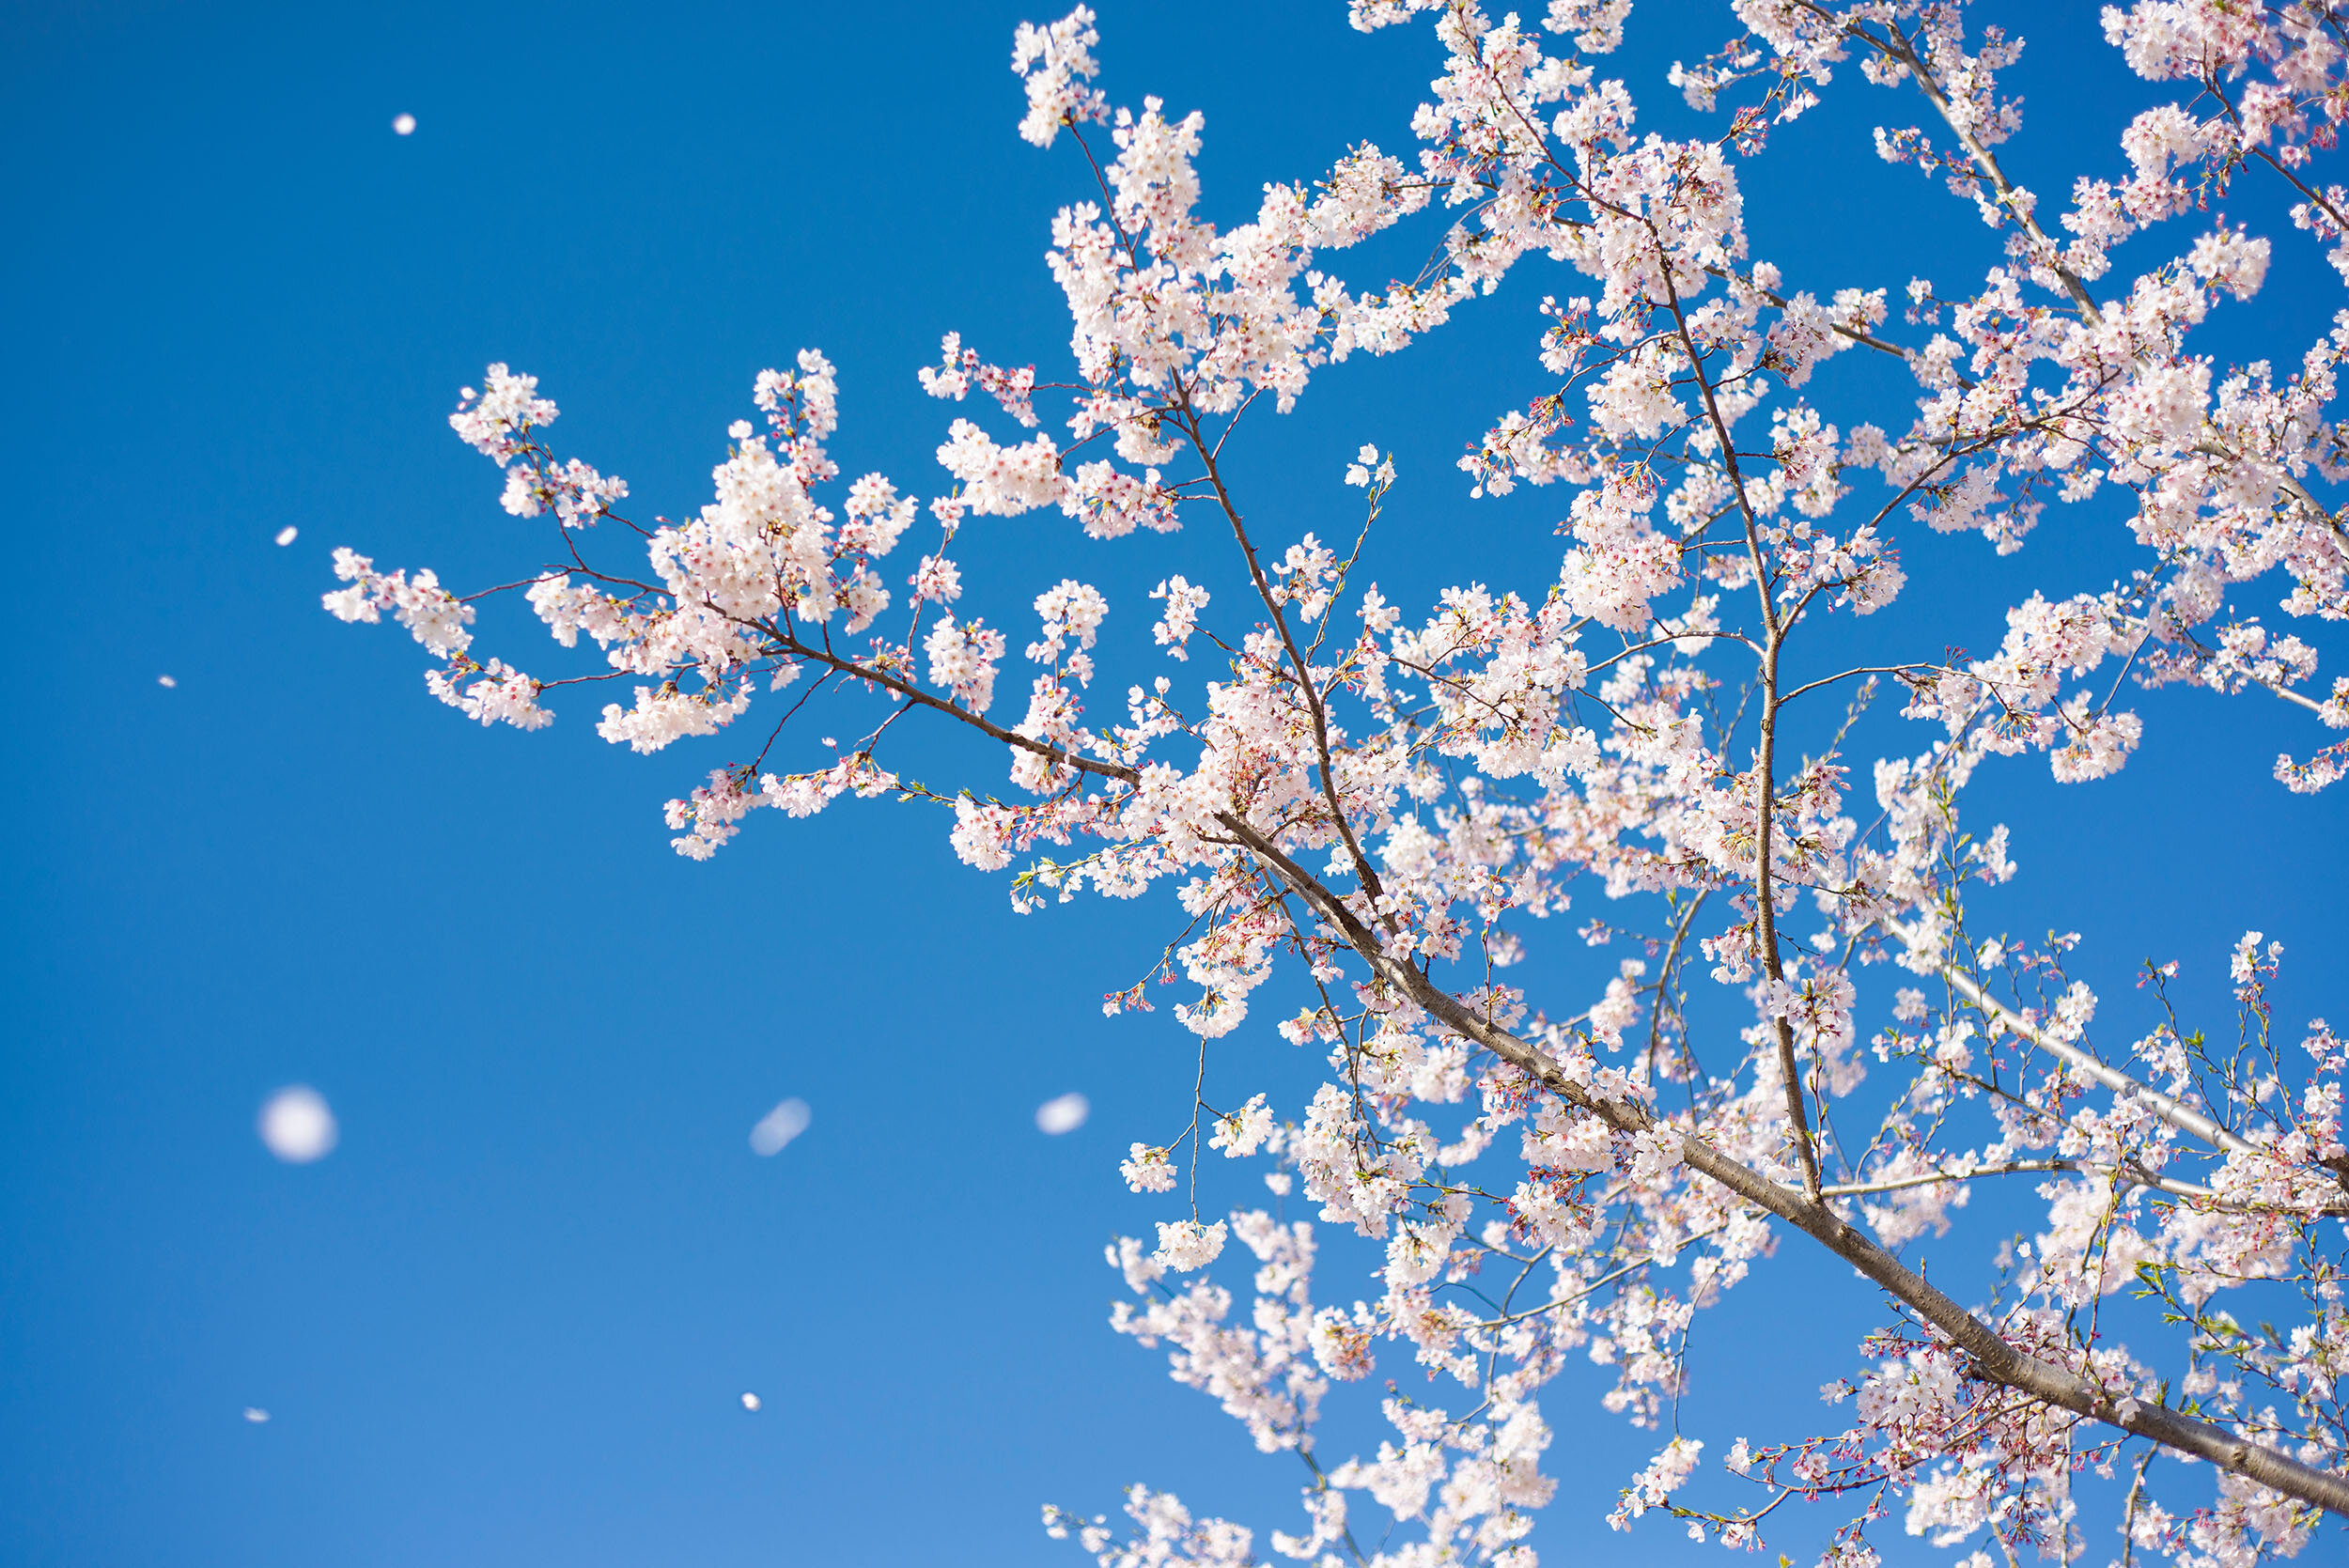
[331,4,2349,1565]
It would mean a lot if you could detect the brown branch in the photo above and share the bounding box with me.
[1226,819,2349,1517]
[709,611,2349,1519]
[1651,231,1823,1203]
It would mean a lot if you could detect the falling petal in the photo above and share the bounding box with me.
[392,114,416,135]
[275,525,299,546]
[749,1097,811,1157]
[1035,1092,1090,1135]
[258,1086,338,1163]
[243,1407,271,1423]
[740,1392,761,1412]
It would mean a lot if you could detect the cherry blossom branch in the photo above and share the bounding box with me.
[1894,927,2258,1159]
[2201,70,2349,242]
[338,11,2349,1550]
[1173,398,1396,923]
[1831,2,2349,567]
[1823,1157,2349,1215]
[1819,5,2102,320]
[1212,816,2349,1514]
[1474,1234,1719,1330]
[1650,229,1825,1203]
[2192,439,2349,552]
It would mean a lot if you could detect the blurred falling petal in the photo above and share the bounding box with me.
[243,1407,270,1423]
[157,675,177,688]
[274,525,299,546]
[392,113,416,135]
[1035,1092,1090,1135]
[748,1097,811,1157]
[258,1086,338,1163]
[740,1392,762,1412]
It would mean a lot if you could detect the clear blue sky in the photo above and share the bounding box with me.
[5,4,2341,1564]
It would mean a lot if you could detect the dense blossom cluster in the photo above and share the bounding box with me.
[332,3,2349,1564]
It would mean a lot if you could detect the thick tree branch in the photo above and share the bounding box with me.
[1201,822,2349,1516]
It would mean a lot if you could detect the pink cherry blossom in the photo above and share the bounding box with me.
[331,5,2349,1564]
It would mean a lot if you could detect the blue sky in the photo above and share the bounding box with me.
[5,3,2343,1564]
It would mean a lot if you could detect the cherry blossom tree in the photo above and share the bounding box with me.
[325,3,2349,1562]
